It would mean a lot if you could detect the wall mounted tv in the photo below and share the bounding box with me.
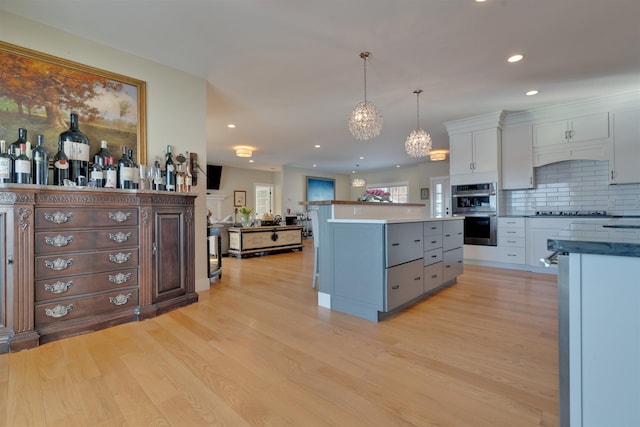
[206,165,223,190]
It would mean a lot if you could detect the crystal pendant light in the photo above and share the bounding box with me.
[351,178,366,187]
[349,52,382,140]
[405,89,432,158]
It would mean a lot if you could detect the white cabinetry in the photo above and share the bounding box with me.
[497,217,525,264]
[501,124,534,189]
[610,109,640,184]
[444,111,505,186]
[533,113,609,147]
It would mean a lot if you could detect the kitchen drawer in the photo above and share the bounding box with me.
[499,227,525,239]
[35,228,139,254]
[443,220,464,251]
[35,268,138,302]
[424,262,443,293]
[386,222,423,267]
[423,233,442,252]
[423,221,442,237]
[35,249,139,279]
[443,247,463,283]
[35,288,139,327]
[385,259,423,311]
[496,246,525,264]
[499,235,525,247]
[35,207,138,229]
[499,217,525,228]
[424,248,443,266]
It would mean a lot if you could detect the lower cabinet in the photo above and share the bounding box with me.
[0,187,198,352]
[330,219,464,322]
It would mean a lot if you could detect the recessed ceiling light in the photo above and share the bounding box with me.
[396,165,400,168]
[313,164,317,167]
[526,90,539,96]
[359,156,364,160]
[475,0,488,3]
[249,159,254,163]
[507,54,524,63]
[227,124,236,128]
[314,144,321,148]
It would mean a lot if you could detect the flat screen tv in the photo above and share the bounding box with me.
[207,165,223,190]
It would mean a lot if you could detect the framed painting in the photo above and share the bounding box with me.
[306,176,335,201]
[0,41,147,164]
[420,188,429,200]
[234,190,246,207]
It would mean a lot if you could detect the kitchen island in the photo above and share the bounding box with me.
[305,201,464,321]
[548,220,640,427]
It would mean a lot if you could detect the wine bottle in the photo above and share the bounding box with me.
[176,162,185,192]
[128,149,139,189]
[53,139,70,186]
[89,155,104,188]
[184,152,193,192]
[164,145,176,192]
[59,113,90,186]
[31,134,50,185]
[13,143,32,184]
[104,156,117,188]
[0,140,13,184]
[9,128,27,159]
[117,146,133,189]
[97,140,111,163]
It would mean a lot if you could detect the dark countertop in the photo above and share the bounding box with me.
[548,238,640,258]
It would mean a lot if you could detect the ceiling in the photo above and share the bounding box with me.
[1,0,639,174]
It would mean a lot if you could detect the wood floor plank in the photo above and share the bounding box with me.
[0,240,559,426]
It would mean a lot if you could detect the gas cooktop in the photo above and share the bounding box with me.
[534,211,609,217]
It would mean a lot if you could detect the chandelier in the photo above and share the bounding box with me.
[404,89,432,158]
[349,52,382,140]
[351,178,366,187]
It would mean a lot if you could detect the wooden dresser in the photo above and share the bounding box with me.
[0,186,197,352]
[228,225,303,257]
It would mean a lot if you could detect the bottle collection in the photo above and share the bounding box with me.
[0,114,193,192]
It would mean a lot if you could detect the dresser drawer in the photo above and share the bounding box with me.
[35,249,139,279]
[35,268,138,302]
[35,288,139,327]
[35,207,138,229]
[35,228,139,254]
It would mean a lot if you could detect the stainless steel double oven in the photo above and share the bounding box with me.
[452,182,497,246]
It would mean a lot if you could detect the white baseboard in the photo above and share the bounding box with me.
[317,292,331,308]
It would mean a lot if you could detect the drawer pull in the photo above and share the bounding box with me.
[431,255,438,259]
[414,239,421,243]
[44,234,74,247]
[108,272,132,285]
[414,276,421,281]
[44,211,73,224]
[391,243,400,246]
[431,274,438,279]
[45,303,74,318]
[444,234,451,237]
[109,252,132,264]
[44,280,73,294]
[391,285,400,290]
[109,293,132,306]
[108,232,132,243]
[431,240,437,244]
[108,211,132,223]
[44,258,73,271]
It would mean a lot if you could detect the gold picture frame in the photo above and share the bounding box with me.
[234,190,246,207]
[0,41,147,164]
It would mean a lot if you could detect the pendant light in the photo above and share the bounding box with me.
[349,52,383,141]
[404,89,432,158]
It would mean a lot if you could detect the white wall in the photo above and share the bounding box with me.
[281,166,351,214]
[1,11,210,291]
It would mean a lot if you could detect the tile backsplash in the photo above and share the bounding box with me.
[502,160,640,216]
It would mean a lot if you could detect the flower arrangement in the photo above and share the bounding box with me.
[359,189,391,202]
[238,206,252,216]
[237,205,253,226]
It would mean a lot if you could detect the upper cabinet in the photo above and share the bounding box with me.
[610,109,640,185]
[533,113,610,147]
[445,111,504,186]
[501,123,534,190]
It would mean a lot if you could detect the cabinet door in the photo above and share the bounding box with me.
[449,132,474,175]
[0,208,11,351]
[502,124,534,189]
[570,113,609,143]
[443,248,463,283]
[534,119,568,147]
[153,209,187,302]
[611,109,640,184]
[472,128,500,174]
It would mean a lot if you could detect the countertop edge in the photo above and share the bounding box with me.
[548,238,640,258]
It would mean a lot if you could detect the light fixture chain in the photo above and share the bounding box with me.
[363,54,368,103]
[416,91,420,129]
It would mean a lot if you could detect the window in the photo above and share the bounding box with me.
[367,182,408,203]
[254,184,274,217]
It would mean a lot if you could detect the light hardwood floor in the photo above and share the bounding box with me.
[0,240,559,426]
